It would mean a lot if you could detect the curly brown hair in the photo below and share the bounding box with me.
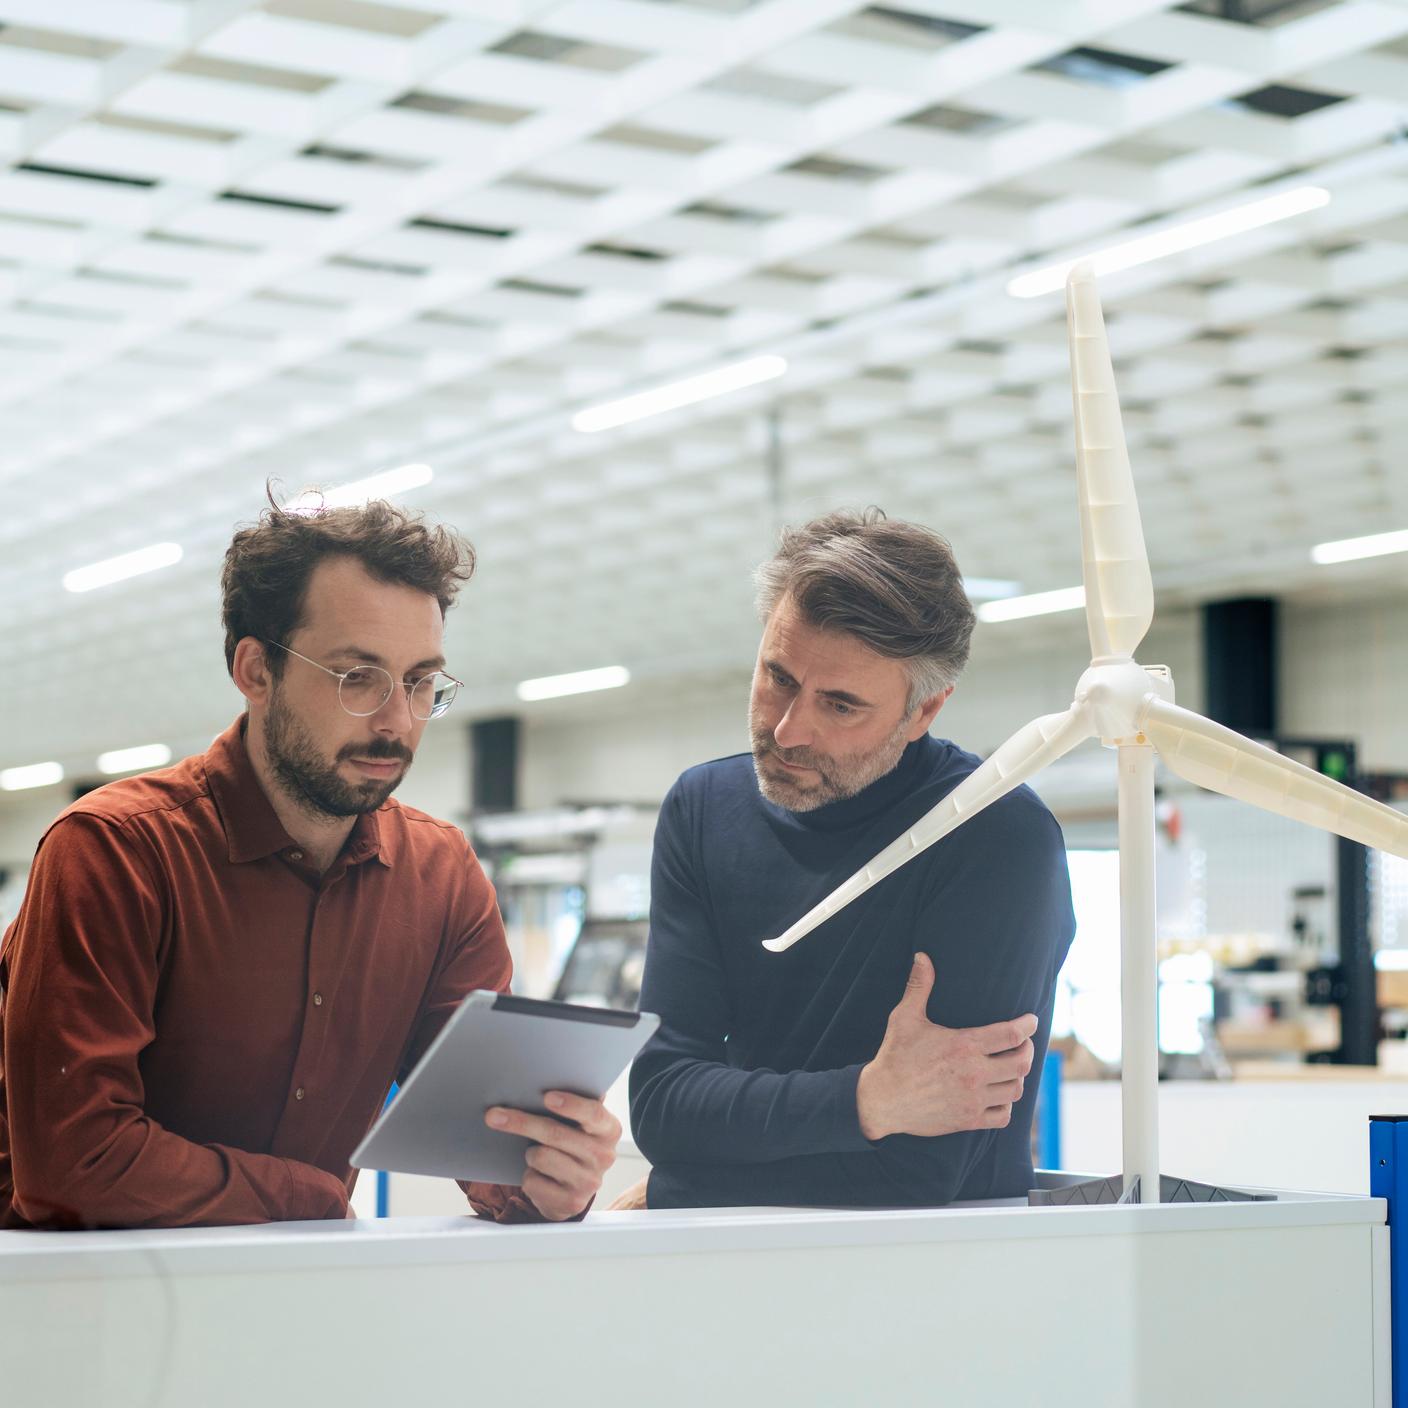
[220,488,475,678]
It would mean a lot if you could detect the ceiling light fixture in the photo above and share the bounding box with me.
[1311,528,1408,565]
[572,356,787,433]
[1007,186,1331,298]
[97,743,173,775]
[517,666,631,701]
[977,585,1086,623]
[1,761,64,791]
[962,577,1022,601]
[63,542,183,594]
[289,463,435,513]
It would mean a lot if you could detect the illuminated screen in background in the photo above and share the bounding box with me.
[1050,849,1213,1066]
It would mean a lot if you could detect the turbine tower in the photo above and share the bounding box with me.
[764,264,1408,1206]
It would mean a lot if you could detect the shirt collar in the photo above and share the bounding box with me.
[204,716,394,869]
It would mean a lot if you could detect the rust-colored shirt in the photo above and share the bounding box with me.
[0,717,538,1229]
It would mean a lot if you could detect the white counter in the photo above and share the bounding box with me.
[2,1190,1389,1408]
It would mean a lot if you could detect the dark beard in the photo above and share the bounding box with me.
[263,694,411,819]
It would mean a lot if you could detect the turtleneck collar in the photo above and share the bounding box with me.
[760,734,932,834]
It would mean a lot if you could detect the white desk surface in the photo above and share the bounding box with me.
[1,1184,1383,1280]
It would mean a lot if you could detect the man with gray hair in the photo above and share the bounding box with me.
[626,508,1075,1209]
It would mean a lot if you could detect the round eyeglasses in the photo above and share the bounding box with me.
[264,641,462,721]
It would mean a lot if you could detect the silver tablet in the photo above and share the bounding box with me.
[350,991,659,1186]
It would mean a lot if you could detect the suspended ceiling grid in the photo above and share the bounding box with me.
[0,0,1406,775]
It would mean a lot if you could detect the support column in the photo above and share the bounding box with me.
[1119,742,1159,1204]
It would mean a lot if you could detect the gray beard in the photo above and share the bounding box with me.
[749,710,913,813]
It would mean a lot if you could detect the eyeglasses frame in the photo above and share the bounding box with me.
[261,640,462,721]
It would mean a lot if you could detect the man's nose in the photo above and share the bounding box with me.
[772,700,813,750]
[371,682,415,735]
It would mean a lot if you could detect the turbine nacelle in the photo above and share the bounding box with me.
[1074,659,1175,746]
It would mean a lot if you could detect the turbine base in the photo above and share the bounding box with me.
[1028,1173,1274,1206]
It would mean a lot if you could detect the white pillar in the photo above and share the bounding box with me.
[1118,742,1159,1204]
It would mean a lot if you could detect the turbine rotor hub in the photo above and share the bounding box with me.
[1074,659,1175,746]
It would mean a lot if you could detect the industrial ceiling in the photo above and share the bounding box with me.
[1,0,1406,776]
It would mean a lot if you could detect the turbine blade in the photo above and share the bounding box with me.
[1142,698,1408,858]
[764,703,1094,953]
[1068,264,1154,661]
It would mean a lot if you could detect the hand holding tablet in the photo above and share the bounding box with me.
[485,1088,622,1221]
[351,992,659,1214]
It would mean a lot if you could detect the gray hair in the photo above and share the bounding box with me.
[753,508,976,713]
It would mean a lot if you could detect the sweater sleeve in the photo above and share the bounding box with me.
[840,801,1075,1206]
[2,815,350,1230]
[629,782,873,1167]
[633,785,1074,1210]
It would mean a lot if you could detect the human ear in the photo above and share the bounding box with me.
[231,637,275,707]
[908,685,953,740]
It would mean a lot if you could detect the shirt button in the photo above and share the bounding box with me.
[289,850,303,862]
[295,1086,306,1101]
[313,992,324,1007]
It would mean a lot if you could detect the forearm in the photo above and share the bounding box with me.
[630,1054,872,1166]
[11,1119,349,1230]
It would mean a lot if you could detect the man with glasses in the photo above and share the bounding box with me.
[0,495,620,1230]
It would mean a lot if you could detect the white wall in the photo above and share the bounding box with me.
[519,686,751,811]
[1281,597,1408,773]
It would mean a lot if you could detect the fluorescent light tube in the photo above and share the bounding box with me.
[63,542,183,593]
[962,577,1022,601]
[1,761,64,791]
[517,666,631,701]
[1311,528,1408,565]
[978,585,1086,623]
[1007,186,1331,298]
[98,743,173,775]
[289,463,434,513]
[573,356,787,433]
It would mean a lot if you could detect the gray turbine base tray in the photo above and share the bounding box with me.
[1028,1172,1276,1206]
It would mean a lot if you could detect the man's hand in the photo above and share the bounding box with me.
[856,953,1037,1142]
[485,1091,621,1221]
[607,1175,650,1211]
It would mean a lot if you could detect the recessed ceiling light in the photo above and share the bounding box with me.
[1,761,64,791]
[962,577,1022,601]
[977,586,1086,623]
[288,463,434,512]
[572,356,787,433]
[62,542,183,593]
[1311,528,1408,565]
[517,666,631,701]
[1007,186,1331,298]
[97,743,173,775]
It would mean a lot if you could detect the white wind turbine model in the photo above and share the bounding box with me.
[764,264,1408,1206]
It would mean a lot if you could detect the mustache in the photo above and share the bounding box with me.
[750,728,826,773]
[338,740,413,764]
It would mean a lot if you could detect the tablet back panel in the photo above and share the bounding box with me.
[350,991,659,1186]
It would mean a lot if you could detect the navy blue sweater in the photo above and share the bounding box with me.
[630,734,1075,1209]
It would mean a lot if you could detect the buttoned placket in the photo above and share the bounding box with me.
[272,861,358,1145]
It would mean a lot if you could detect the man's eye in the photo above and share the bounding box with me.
[344,668,375,687]
[830,701,853,716]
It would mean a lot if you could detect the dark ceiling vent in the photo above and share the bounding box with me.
[1231,82,1345,118]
